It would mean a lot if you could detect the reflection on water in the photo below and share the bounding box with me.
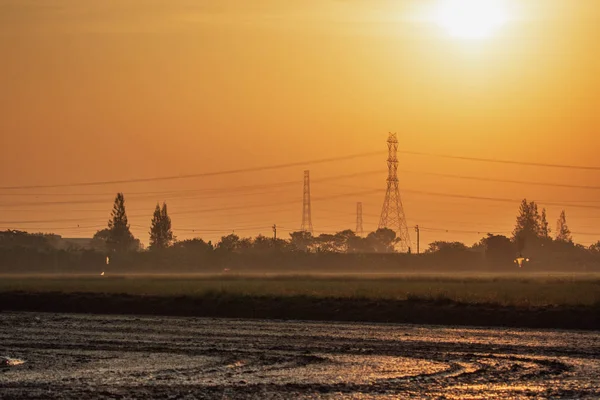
[0,313,598,399]
[1,356,25,367]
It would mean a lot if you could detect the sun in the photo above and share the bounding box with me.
[434,0,509,39]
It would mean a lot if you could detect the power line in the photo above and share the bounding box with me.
[0,170,384,209]
[2,185,599,226]
[0,189,382,225]
[399,150,600,171]
[419,226,511,235]
[0,151,384,190]
[402,189,600,211]
[397,169,600,191]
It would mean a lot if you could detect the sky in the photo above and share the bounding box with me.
[1,0,600,249]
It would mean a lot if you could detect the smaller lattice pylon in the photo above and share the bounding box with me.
[356,202,364,236]
[301,170,313,234]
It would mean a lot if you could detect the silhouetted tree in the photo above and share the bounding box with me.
[252,235,273,252]
[289,231,313,252]
[216,234,240,252]
[91,228,110,252]
[513,199,543,251]
[106,193,139,252]
[477,234,514,266]
[540,208,550,238]
[366,228,398,253]
[315,233,337,252]
[589,241,600,254]
[556,210,572,242]
[346,236,369,253]
[149,204,162,250]
[333,229,357,252]
[173,238,213,252]
[160,203,174,246]
[0,230,53,250]
[426,241,468,253]
[149,202,174,250]
[237,237,253,252]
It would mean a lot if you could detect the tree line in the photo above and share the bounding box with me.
[92,194,592,253]
[1,194,599,273]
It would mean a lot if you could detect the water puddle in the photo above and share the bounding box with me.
[1,357,25,367]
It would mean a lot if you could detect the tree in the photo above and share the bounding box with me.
[333,230,357,253]
[106,193,137,252]
[589,241,600,254]
[149,202,175,250]
[540,208,550,238]
[555,210,572,242]
[149,204,162,250]
[289,231,313,252]
[252,235,273,252]
[173,238,212,252]
[477,234,514,266]
[216,234,240,252]
[315,233,336,252]
[91,228,110,252]
[426,241,468,253]
[0,230,53,250]
[366,228,398,253]
[513,199,544,251]
[347,236,372,253]
[160,202,174,246]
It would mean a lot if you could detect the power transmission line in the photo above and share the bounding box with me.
[0,170,385,208]
[398,150,600,171]
[419,226,512,235]
[0,151,384,190]
[397,169,600,191]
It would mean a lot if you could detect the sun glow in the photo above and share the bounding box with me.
[435,0,509,39]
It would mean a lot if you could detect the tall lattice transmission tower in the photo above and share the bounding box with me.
[378,133,411,252]
[356,202,364,236]
[301,170,313,234]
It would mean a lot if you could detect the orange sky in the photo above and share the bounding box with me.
[1,0,600,249]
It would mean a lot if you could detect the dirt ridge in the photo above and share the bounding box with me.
[1,291,598,330]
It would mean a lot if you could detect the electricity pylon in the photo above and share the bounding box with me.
[378,133,411,252]
[301,170,313,234]
[356,202,364,236]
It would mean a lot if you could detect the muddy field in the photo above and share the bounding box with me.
[1,313,599,399]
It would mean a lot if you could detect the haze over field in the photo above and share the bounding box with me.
[1,0,600,249]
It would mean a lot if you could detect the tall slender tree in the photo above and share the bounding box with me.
[513,199,541,241]
[149,202,174,250]
[540,208,550,238]
[556,210,572,242]
[107,193,136,252]
[160,202,174,247]
[149,203,163,250]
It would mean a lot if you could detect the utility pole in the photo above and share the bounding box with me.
[414,225,420,254]
[272,224,277,241]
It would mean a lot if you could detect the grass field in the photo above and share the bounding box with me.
[1,273,599,307]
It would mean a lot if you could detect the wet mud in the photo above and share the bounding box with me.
[1,312,599,399]
[2,292,599,330]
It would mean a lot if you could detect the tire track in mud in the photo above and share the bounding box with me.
[0,312,599,399]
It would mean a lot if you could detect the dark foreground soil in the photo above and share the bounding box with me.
[1,291,599,330]
[1,312,599,399]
